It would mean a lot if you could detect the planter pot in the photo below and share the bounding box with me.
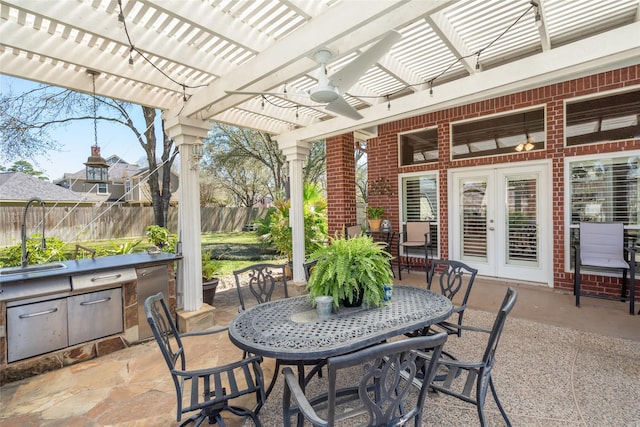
[202,278,219,305]
[341,287,364,307]
[315,296,333,319]
[368,218,382,231]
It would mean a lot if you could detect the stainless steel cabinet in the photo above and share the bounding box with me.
[7,298,68,362]
[68,288,123,346]
[136,265,168,340]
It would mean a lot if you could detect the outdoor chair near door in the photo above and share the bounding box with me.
[397,221,432,280]
[282,332,448,427]
[574,222,636,315]
[413,287,518,427]
[144,292,265,427]
[345,224,363,238]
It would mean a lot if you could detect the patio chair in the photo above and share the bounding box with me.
[233,263,288,312]
[234,263,322,397]
[427,259,478,337]
[144,292,265,427]
[303,259,318,281]
[574,222,636,315]
[416,287,518,427]
[345,224,363,238]
[397,221,432,280]
[282,332,448,427]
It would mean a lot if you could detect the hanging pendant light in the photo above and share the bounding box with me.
[85,70,108,183]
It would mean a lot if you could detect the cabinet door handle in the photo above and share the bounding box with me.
[80,297,111,306]
[90,273,122,282]
[19,308,58,318]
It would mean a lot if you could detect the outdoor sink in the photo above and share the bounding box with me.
[0,262,68,276]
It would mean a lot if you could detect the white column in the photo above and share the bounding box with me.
[281,143,311,283]
[165,116,210,312]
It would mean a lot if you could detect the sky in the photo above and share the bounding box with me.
[1,75,152,181]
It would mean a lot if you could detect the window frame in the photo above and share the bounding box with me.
[97,182,108,195]
[563,150,640,273]
[397,126,439,167]
[399,171,440,259]
[563,86,640,148]
[450,105,546,161]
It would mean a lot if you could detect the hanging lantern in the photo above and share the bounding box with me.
[85,145,108,183]
[85,70,108,183]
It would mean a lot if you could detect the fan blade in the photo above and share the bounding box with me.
[225,90,308,98]
[325,95,363,120]
[328,30,401,93]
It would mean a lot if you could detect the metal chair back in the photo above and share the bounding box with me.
[427,259,478,337]
[283,332,448,427]
[233,263,288,311]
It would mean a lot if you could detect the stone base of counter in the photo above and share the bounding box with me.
[177,303,215,333]
[1,335,129,385]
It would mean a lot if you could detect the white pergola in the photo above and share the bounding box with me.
[2,0,639,313]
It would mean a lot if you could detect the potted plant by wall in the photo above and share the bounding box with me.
[367,206,385,231]
[306,234,393,309]
[202,250,222,305]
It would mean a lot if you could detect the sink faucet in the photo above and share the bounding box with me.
[21,197,46,268]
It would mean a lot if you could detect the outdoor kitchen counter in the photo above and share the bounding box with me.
[0,252,181,384]
[0,252,181,301]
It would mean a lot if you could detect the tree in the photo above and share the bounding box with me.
[6,160,48,181]
[0,82,177,227]
[202,123,327,206]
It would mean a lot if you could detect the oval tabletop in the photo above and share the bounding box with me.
[228,285,453,361]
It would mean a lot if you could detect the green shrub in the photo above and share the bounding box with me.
[0,235,69,267]
[145,225,177,253]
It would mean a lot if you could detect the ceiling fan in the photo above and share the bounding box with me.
[226,30,401,120]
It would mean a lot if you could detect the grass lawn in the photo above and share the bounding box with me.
[0,231,285,273]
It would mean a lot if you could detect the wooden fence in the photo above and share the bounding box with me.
[0,205,268,247]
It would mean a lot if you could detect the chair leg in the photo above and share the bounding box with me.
[489,376,512,427]
[397,250,403,280]
[574,262,581,307]
[264,360,282,399]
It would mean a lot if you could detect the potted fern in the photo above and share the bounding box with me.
[306,234,393,309]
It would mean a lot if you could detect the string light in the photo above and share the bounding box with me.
[116,0,206,99]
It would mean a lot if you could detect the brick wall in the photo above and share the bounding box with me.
[326,132,357,236]
[327,65,639,297]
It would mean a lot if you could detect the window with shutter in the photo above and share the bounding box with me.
[401,173,439,257]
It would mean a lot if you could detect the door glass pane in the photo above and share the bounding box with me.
[506,174,539,265]
[460,178,487,260]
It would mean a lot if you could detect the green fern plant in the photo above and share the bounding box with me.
[306,234,393,308]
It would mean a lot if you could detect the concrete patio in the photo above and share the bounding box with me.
[1,272,638,426]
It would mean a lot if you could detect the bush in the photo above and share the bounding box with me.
[0,235,69,267]
[145,225,177,253]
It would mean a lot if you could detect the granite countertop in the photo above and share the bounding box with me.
[0,252,181,286]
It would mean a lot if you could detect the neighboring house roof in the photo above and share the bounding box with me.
[0,172,97,204]
[60,162,143,182]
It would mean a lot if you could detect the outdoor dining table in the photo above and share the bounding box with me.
[227,285,453,401]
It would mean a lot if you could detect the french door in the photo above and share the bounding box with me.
[450,163,551,284]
